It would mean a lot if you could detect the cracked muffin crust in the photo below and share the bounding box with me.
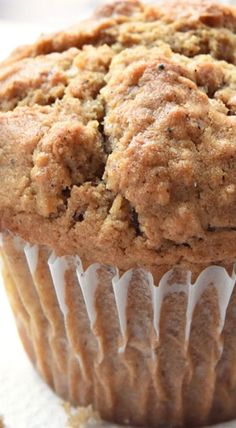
[1,0,236,281]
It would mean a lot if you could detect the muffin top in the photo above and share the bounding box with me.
[1,0,236,278]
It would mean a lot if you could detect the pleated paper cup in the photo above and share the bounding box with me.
[1,230,236,428]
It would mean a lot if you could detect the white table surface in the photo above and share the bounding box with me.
[1,7,236,428]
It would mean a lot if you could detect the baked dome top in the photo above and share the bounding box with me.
[1,0,236,277]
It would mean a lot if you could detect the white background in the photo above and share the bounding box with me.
[1,0,236,427]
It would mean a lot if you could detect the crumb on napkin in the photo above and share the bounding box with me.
[63,402,101,428]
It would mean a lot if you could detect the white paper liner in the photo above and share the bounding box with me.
[77,262,106,326]
[75,260,235,345]
[186,266,236,341]
[24,243,39,276]
[48,252,72,317]
[2,232,236,427]
[112,269,132,342]
[2,232,236,349]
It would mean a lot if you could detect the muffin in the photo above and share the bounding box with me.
[1,0,236,426]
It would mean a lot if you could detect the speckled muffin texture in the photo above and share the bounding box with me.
[1,0,236,279]
[2,1,236,427]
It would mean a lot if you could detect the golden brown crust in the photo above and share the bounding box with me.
[1,0,236,279]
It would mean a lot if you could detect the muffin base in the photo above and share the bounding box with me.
[1,231,236,427]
